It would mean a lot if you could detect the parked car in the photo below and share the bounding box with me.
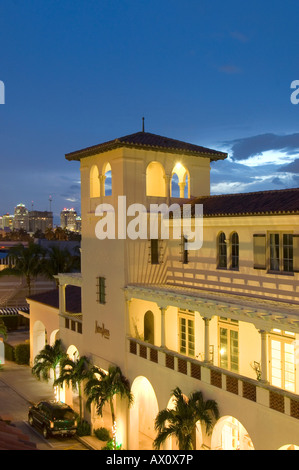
[28,401,77,438]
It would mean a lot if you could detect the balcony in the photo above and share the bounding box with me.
[128,337,299,422]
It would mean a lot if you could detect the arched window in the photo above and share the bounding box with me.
[146,162,166,197]
[230,232,239,269]
[218,232,227,268]
[102,163,112,196]
[144,311,154,344]
[90,165,100,198]
[171,163,190,198]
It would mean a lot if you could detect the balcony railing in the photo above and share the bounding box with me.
[128,337,299,421]
[60,313,82,334]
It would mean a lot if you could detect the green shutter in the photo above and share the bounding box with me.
[253,234,266,269]
[293,234,299,272]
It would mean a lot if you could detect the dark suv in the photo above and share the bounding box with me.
[28,401,77,438]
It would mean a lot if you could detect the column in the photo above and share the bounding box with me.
[178,181,186,198]
[59,283,66,315]
[160,307,167,348]
[164,175,171,204]
[203,317,211,362]
[259,330,269,383]
[100,174,106,199]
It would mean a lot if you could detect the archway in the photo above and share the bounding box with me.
[144,311,154,344]
[171,163,190,198]
[130,376,159,450]
[146,162,166,197]
[90,165,100,198]
[32,320,46,361]
[279,444,299,450]
[103,162,112,196]
[211,416,254,450]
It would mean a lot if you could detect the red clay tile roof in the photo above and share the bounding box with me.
[65,131,227,161]
[191,187,299,217]
[0,418,37,450]
[27,286,81,313]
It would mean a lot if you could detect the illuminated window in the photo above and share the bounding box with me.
[146,162,166,197]
[171,163,190,198]
[178,311,195,357]
[219,318,239,372]
[269,330,296,392]
[90,165,100,198]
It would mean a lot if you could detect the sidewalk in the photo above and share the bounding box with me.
[0,361,104,450]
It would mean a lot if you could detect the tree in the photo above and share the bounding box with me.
[43,245,80,281]
[54,355,90,421]
[85,365,133,429]
[32,339,66,383]
[0,242,45,295]
[153,387,219,450]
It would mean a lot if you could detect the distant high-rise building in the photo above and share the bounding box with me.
[14,203,29,231]
[75,216,81,233]
[60,208,78,231]
[1,214,14,230]
[29,211,53,233]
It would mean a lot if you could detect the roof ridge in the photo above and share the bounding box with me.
[194,187,299,200]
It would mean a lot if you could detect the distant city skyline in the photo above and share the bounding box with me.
[1,1,299,215]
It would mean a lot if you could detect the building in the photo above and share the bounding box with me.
[60,208,78,232]
[13,204,29,231]
[29,211,53,233]
[27,130,299,450]
[1,214,14,231]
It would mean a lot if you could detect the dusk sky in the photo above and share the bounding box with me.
[1,0,299,224]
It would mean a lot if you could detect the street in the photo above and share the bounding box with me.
[0,362,89,450]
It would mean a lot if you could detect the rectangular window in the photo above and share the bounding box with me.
[219,319,239,373]
[270,331,295,392]
[270,233,280,271]
[150,239,160,265]
[179,311,195,357]
[283,234,293,273]
[96,277,106,304]
[269,233,294,273]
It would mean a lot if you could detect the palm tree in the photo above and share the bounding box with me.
[154,387,219,450]
[54,355,90,421]
[0,242,46,295]
[32,339,66,383]
[85,365,133,429]
[43,245,80,281]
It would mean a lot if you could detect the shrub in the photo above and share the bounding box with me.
[4,343,15,361]
[101,439,122,450]
[14,343,30,365]
[94,427,111,441]
[76,419,91,436]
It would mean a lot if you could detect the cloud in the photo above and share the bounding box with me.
[218,65,242,74]
[230,31,249,43]
[225,133,299,162]
[277,158,299,174]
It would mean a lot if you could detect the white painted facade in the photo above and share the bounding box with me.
[29,133,299,450]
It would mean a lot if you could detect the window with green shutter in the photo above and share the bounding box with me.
[97,277,106,304]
